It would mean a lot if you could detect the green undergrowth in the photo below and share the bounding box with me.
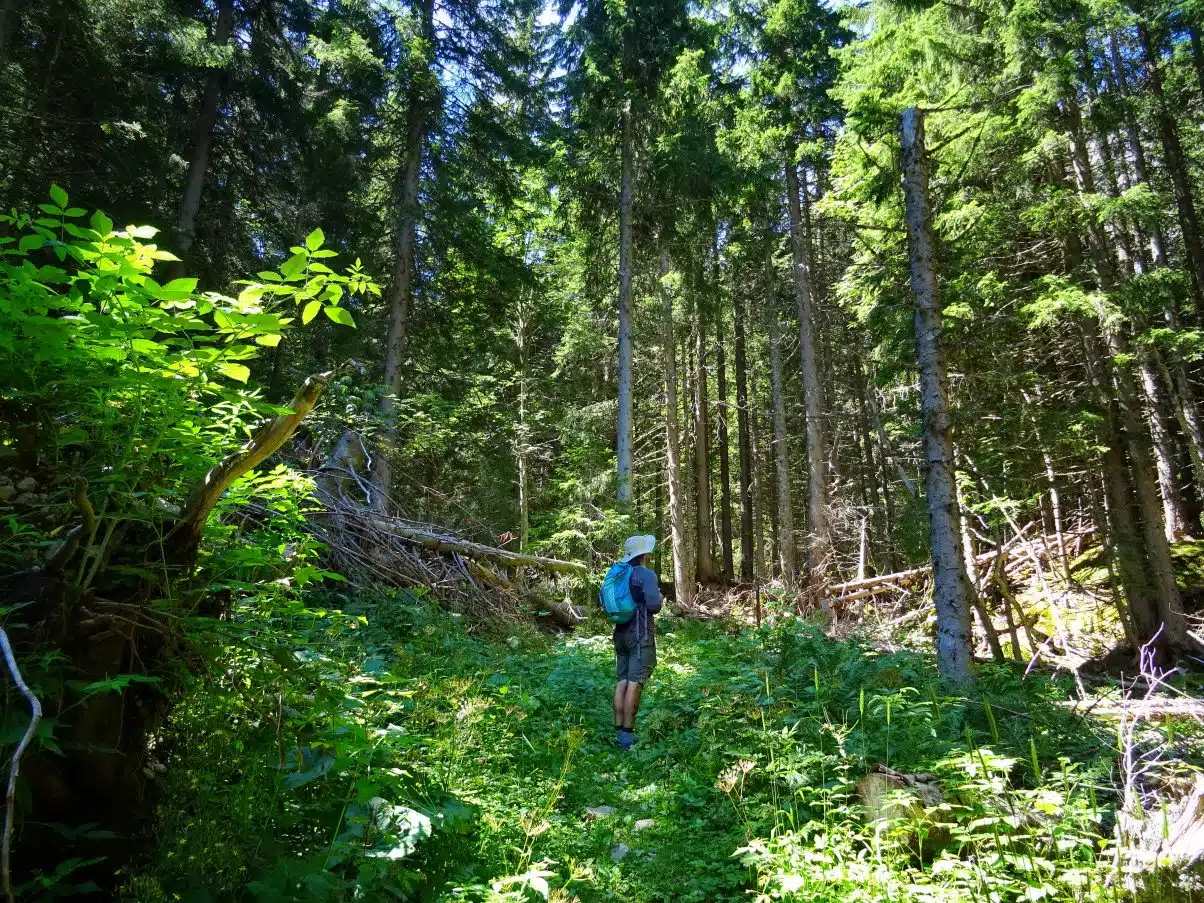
[121,590,1191,903]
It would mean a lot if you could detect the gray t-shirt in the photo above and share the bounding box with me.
[614,564,661,643]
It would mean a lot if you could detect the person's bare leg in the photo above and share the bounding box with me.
[621,681,643,731]
[614,680,627,727]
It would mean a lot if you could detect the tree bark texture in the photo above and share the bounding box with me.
[716,327,735,582]
[766,264,797,583]
[734,287,756,580]
[615,106,635,505]
[784,139,831,584]
[1107,33,1176,281]
[660,249,693,607]
[693,304,714,582]
[376,0,435,504]
[900,108,975,685]
[1137,22,1204,304]
[171,0,235,273]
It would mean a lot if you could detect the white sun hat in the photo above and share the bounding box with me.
[621,534,656,563]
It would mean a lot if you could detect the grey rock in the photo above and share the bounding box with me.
[0,485,14,502]
[609,843,630,863]
[585,805,616,820]
[16,477,37,492]
[632,818,655,833]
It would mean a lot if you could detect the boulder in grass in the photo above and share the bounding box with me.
[857,764,949,858]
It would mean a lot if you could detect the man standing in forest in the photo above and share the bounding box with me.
[613,535,661,750]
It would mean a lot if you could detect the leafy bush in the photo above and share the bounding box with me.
[119,602,1156,903]
[0,189,376,895]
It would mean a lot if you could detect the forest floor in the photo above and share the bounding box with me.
[118,572,1204,903]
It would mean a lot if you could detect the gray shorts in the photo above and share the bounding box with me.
[615,630,656,683]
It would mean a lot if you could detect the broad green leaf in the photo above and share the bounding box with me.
[49,184,68,207]
[324,305,355,327]
[305,227,325,250]
[217,363,250,383]
[127,225,159,239]
[18,234,44,252]
[164,277,198,294]
[89,210,114,235]
[302,300,321,324]
[256,333,282,347]
[280,252,307,279]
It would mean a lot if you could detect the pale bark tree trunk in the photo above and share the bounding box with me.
[957,476,1005,662]
[866,379,919,498]
[660,248,692,607]
[515,297,530,551]
[693,301,714,583]
[1065,102,1189,650]
[615,105,635,505]
[751,373,767,581]
[734,286,755,580]
[784,140,831,585]
[716,325,735,583]
[1137,21,1204,304]
[375,0,435,505]
[1137,350,1190,539]
[1104,333,1188,650]
[1019,389,1072,582]
[1107,32,1177,281]
[900,108,975,685]
[853,362,884,568]
[766,265,797,583]
[1159,347,1204,505]
[170,0,236,276]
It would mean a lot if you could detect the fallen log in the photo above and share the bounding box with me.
[315,503,588,579]
[541,599,588,629]
[370,517,587,577]
[822,528,1067,607]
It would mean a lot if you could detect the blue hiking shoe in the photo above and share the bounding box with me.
[616,729,634,750]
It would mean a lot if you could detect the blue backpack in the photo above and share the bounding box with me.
[599,562,637,625]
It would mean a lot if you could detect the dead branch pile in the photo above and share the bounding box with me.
[308,431,588,623]
[821,523,1080,609]
[1111,634,1204,887]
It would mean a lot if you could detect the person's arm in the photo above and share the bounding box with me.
[638,568,662,613]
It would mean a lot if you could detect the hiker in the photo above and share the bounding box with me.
[601,534,662,750]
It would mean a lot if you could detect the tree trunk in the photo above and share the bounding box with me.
[900,108,975,685]
[1019,389,1072,581]
[716,324,735,583]
[1191,27,1204,102]
[1160,347,1204,506]
[0,0,14,72]
[784,140,831,585]
[660,248,693,607]
[693,301,714,583]
[516,299,531,551]
[766,270,797,583]
[1108,32,1177,283]
[1137,349,1190,540]
[1137,21,1204,305]
[171,0,236,276]
[1065,100,1189,652]
[751,369,768,581]
[958,479,1006,662]
[734,286,756,581]
[376,0,435,504]
[615,105,635,505]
